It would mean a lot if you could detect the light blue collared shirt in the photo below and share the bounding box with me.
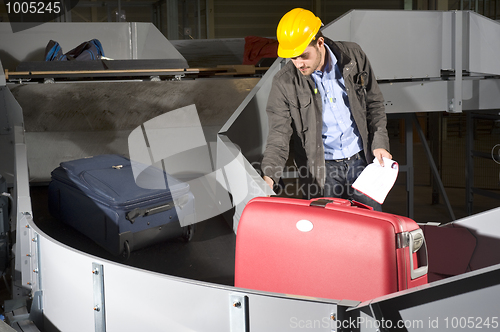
[311,44,363,160]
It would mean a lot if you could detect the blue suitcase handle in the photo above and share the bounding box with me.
[126,201,175,224]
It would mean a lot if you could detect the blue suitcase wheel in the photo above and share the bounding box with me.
[182,225,195,242]
[122,240,131,260]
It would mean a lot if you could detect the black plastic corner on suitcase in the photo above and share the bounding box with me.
[309,199,334,208]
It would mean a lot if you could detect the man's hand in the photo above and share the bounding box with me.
[263,175,274,191]
[373,148,392,167]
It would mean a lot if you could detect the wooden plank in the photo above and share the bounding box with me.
[5,65,268,80]
[8,68,199,76]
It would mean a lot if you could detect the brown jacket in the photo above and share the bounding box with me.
[262,38,389,189]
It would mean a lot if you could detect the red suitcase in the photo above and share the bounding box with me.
[234,197,428,302]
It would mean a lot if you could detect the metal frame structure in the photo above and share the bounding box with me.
[466,111,500,214]
[325,10,500,218]
[1,9,500,332]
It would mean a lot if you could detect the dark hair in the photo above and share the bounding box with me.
[308,30,324,47]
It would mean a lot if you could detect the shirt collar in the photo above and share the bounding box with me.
[312,44,337,78]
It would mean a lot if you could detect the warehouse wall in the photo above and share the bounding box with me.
[0,0,407,38]
[1,1,499,39]
[212,0,405,38]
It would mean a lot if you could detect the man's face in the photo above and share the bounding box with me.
[290,37,324,76]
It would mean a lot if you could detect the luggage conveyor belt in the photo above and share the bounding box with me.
[7,76,261,286]
[30,185,237,285]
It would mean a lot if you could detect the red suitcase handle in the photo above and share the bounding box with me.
[309,198,374,210]
[408,228,429,280]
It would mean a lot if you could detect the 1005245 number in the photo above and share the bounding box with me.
[6,1,61,14]
[444,317,499,329]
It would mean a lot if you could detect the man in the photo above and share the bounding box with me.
[261,8,392,210]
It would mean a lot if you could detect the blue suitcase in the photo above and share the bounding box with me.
[48,154,195,259]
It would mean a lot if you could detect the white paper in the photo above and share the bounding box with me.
[352,157,399,204]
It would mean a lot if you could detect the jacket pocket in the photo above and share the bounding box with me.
[290,92,312,109]
[290,93,312,138]
[298,93,312,109]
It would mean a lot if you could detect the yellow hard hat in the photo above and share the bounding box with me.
[276,8,322,58]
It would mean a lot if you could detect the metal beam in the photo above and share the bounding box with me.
[92,263,106,332]
[405,114,415,219]
[197,0,201,39]
[167,0,178,40]
[413,113,456,221]
[206,0,214,39]
[451,10,463,113]
[429,112,441,205]
[466,111,474,215]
